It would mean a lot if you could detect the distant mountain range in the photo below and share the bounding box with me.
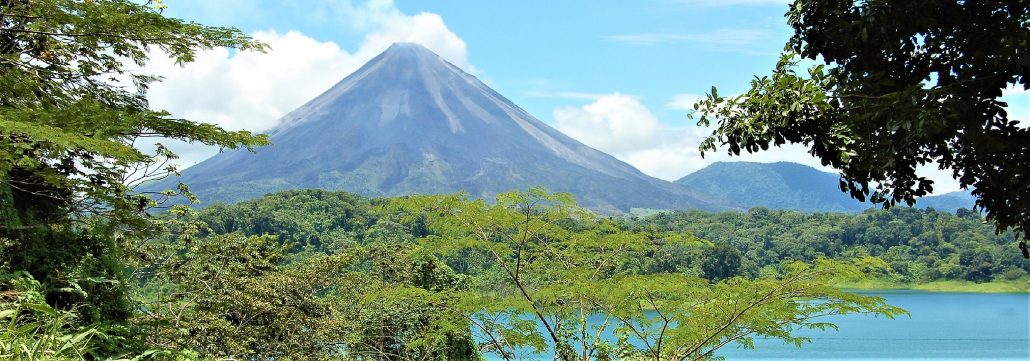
[144,43,728,213]
[675,161,976,213]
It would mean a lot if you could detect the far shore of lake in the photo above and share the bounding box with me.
[835,278,1030,293]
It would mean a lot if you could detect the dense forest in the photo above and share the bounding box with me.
[628,207,1029,284]
[3,187,909,360]
[195,190,1028,286]
[3,1,1027,360]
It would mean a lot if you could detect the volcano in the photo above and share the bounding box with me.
[156,43,727,212]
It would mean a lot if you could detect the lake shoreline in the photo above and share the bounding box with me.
[834,278,1030,293]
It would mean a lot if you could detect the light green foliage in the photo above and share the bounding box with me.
[694,1,1030,252]
[584,259,906,360]
[1,271,98,360]
[403,188,905,361]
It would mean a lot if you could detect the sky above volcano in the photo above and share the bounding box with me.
[143,0,1030,193]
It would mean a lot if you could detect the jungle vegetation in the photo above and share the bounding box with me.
[2,1,1022,360]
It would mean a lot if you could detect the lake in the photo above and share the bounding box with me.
[483,291,1029,360]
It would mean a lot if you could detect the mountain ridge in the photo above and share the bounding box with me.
[676,161,976,213]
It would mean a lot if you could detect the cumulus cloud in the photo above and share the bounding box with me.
[553,94,828,180]
[141,0,472,167]
[554,94,664,155]
[550,93,973,194]
[146,30,355,133]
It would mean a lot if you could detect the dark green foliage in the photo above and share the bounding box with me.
[197,189,374,252]
[339,249,478,361]
[1,184,131,328]
[161,194,480,360]
[197,189,1027,287]
[0,228,130,326]
[701,242,742,282]
[633,206,1028,283]
[0,0,268,235]
[0,0,268,358]
[141,233,357,359]
[0,271,158,360]
[184,189,913,360]
[696,0,1030,249]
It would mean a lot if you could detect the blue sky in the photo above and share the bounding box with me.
[143,0,1028,193]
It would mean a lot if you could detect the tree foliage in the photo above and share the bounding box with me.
[0,1,266,359]
[138,234,355,359]
[635,206,1029,284]
[695,0,1030,255]
[0,0,268,226]
[0,1,927,358]
[134,193,479,361]
[401,188,905,361]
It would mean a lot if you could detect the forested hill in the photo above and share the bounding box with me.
[676,161,977,213]
[629,207,1029,284]
[195,190,1028,285]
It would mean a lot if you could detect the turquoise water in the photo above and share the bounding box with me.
[482,291,1029,360]
[718,291,1029,360]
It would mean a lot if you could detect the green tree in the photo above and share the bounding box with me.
[407,188,905,361]
[695,0,1030,256]
[139,234,355,359]
[0,0,267,357]
[340,247,479,361]
[700,242,742,282]
[0,0,267,225]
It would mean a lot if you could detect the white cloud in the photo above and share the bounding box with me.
[142,0,472,167]
[146,30,355,133]
[552,94,828,181]
[554,94,664,155]
[552,93,965,194]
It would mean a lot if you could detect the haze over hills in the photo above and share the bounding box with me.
[675,162,869,212]
[676,161,976,213]
[148,43,728,212]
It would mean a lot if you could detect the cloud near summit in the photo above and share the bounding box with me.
[143,0,472,166]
